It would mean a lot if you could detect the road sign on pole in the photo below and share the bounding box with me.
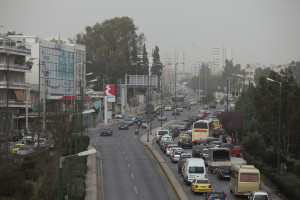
[146,125,151,130]
[226,136,232,144]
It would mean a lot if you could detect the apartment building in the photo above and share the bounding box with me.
[211,46,233,75]
[0,36,31,132]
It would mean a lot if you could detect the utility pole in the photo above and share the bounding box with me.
[6,52,10,152]
[174,62,177,119]
[42,62,46,132]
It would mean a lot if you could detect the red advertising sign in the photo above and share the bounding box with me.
[105,85,116,102]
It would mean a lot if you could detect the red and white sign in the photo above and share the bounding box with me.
[105,85,116,102]
[146,125,151,130]
[226,136,232,144]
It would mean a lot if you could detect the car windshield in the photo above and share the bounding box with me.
[221,166,231,170]
[210,193,225,198]
[101,128,110,131]
[125,119,133,122]
[196,179,209,184]
[254,195,269,200]
[189,167,204,173]
[238,147,245,150]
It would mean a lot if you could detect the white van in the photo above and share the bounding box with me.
[156,130,170,139]
[183,158,206,185]
[159,135,173,146]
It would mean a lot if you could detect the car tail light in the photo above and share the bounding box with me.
[208,185,211,188]
[220,169,223,174]
[186,174,188,179]
[173,155,175,158]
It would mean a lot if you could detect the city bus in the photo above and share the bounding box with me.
[230,165,261,196]
[192,120,211,144]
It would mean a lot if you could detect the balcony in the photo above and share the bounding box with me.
[0,95,31,108]
[0,45,31,56]
[0,81,28,90]
[0,62,30,71]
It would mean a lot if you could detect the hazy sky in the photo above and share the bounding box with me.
[1,0,300,67]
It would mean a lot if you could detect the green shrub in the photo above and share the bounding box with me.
[24,169,39,181]
[70,178,86,200]
[17,183,34,199]
[21,161,35,170]
[286,161,295,172]
[292,165,300,177]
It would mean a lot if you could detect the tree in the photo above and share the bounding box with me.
[242,132,266,159]
[76,17,144,89]
[141,44,149,75]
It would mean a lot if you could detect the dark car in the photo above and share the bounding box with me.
[210,103,217,109]
[192,145,207,157]
[169,127,180,138]
[181,138,193,149]
[156,135,163,145]
[196,113,205,120]
[118,122,129,130]
[100,127,113,136]
[42,140,55,150]
[177,157,187,173]
[217,165,232,180]
[205,191,227,200]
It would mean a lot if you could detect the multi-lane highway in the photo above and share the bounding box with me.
[88,112,175,200]
[88,95,247,200]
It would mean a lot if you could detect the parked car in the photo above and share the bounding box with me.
[248,191,269,200]
[205,191,227,200]
[217,165,232,180]
[16,145,35,155]
[100,127,113,136]
[118,121,129,130]
[11,143,24,154]
[230,145,245,157]
[115,112,124,119]
[191,178,212,194]
[158,114,167,121]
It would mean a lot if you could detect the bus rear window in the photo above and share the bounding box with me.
[240,173,259,182]
[158,131,168,136]
[194,122,208,129]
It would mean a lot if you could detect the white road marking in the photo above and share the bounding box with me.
[131,173,134,179]
[134,186,137,194]
[125,156,127,160]
[128,163,130,168]
[123,151,125,154]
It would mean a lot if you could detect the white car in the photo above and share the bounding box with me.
[170,148,184,163]
[115,112,124,119]
[166,144,179,156]
[248,191,269,200]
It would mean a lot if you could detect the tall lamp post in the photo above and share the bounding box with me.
[267,78,282,175]
[59,149,97,200]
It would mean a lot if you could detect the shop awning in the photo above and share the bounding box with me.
[50,95,90,101]
[14,90,25,102]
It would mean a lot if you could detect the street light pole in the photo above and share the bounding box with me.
[267,78,282,175]
[59,149,97,200]
[174,63,177,119]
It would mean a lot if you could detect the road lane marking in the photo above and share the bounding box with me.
[125,156,127,160]
[134,186,137,194]
[131,173,134,179]
[128,163,131,168]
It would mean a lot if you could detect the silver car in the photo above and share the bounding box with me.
[170,148,184,163]
[158,114,167,121]
[177,122,187,131]
[166,144,179,156]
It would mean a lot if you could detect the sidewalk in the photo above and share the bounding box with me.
[84,144,98,200]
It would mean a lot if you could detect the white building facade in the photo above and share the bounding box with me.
[211,46,233,75]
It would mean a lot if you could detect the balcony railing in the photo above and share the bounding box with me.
[0,62,30,71]
[0,45,31,55]
[0,97,30,107]
[0,81,28,89]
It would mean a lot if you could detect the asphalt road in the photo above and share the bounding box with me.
[88,113,174,200]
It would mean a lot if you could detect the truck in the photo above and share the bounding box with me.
[207,148,231,174]
[214,92,224,103]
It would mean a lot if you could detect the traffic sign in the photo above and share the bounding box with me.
[146,125,151,130]
[226,136,232,144]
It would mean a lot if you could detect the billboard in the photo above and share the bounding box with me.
[105,85,116,102]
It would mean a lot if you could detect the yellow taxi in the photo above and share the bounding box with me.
[191,178,212,194]
[11,143,25,154]
[164,105,172,111]
[156,104,164,110]
[178,134,190,146]
[184,130,192,138]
